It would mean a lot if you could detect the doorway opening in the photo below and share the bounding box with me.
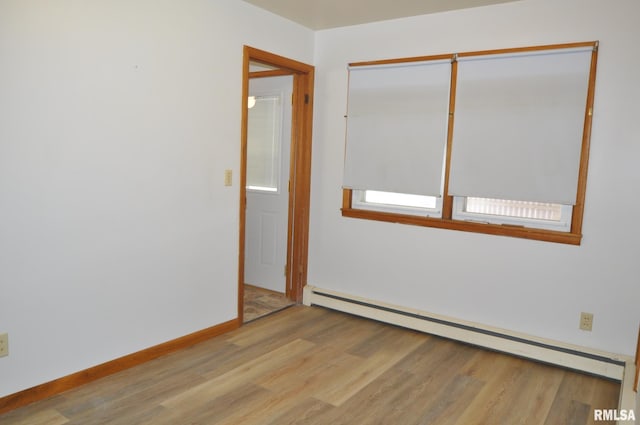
[238,46,314,323]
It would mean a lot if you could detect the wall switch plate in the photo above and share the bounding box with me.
[579,312,593,331]
[224,169,233,186]
[0,333,8,357]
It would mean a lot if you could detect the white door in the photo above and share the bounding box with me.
[244,75,293,293]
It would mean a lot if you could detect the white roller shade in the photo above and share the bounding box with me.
[343,60,451,197]
[449,47,592,204]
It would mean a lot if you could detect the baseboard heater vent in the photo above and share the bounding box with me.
[303,286,626,381]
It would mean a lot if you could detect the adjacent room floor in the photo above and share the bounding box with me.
[243,284,295,323]
[0,306,620,425]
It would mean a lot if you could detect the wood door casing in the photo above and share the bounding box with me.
[238,46,314,323]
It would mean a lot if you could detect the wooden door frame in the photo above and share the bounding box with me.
[238,46,314,323]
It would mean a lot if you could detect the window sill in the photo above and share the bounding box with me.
[341,207,582,245]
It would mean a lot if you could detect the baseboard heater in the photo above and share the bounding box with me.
[303,285,627,381]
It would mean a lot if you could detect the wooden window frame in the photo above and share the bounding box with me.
[341,41,599,245]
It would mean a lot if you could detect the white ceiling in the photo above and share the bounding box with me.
[241,0,520,30]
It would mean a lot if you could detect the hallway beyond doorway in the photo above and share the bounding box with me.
[243,284,295,322]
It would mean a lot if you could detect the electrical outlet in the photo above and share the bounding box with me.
[579,312,593,331]
[0,333,8,357]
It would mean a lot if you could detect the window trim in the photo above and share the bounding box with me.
[341,41,598,245]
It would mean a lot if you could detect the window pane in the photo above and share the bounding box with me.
[343,60,451,197]
[449,47,592,204]
[247,95,281,191]
[365,190,437,209]
[464,197,562,221]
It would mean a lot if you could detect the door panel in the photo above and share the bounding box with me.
[244,75,293,293]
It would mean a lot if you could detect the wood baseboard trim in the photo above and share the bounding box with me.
[0,318,240,415]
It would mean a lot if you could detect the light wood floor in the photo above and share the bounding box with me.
[243,284,295,323]
[0,306,620,425]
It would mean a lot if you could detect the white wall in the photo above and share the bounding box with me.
[0,0,313,397]
[309,0,640,357]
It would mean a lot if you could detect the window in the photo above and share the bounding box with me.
[353,190,441,217]
[341,42,598,245]
[342,58,452,201]
[246,94,282,192]
[452,197,573,232]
